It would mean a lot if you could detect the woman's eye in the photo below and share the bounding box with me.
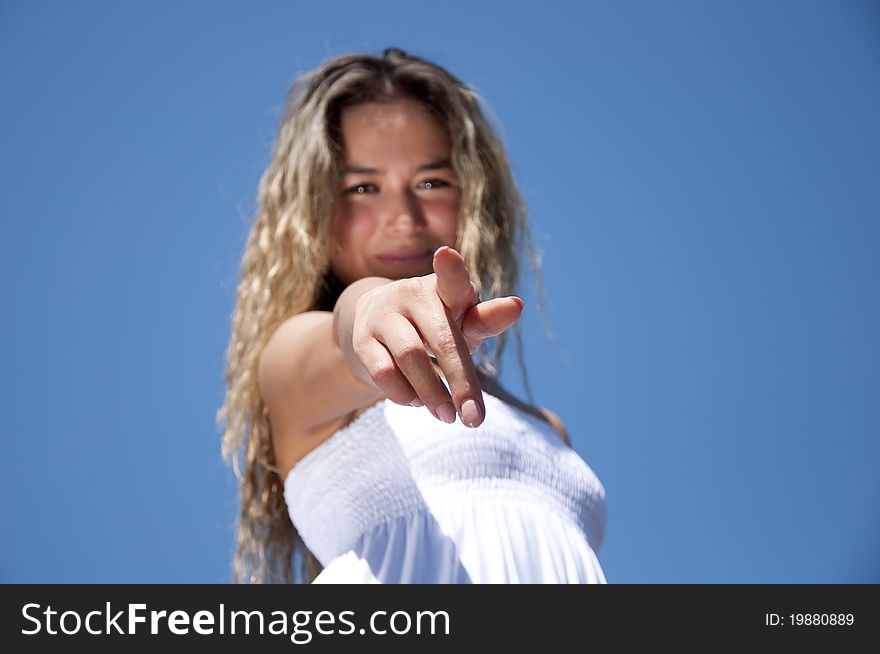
[421,179,449,190]
[346,183,377,194]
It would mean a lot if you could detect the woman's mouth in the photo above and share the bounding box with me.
[376,250,431,268]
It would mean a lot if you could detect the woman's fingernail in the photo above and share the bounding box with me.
[409,398,424,407]
[436,402,456,424]
[460,398,482,427]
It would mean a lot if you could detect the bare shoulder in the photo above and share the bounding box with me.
[479,373,570,446]
[536,406,571,447]
[258,311,386,483]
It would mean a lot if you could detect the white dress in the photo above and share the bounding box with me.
[283,382,608,583]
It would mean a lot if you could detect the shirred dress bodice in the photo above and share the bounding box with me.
[283,384,608,583]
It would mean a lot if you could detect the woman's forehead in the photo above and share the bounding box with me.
[338,100,451,166]
[340,100,447,138]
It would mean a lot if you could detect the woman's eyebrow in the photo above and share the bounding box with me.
[342,159,453,174]
[418,159,453,172]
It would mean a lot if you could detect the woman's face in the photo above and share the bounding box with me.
[329,98,462,285]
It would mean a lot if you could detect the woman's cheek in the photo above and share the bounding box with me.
[335,205,372,244]
[431,197,461,238]
[347,204,377,231]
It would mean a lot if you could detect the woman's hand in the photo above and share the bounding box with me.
[347,246,523,428]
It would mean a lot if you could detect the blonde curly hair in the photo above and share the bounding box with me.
[217,47,549,584]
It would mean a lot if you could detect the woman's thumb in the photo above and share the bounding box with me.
[460,296,524,347]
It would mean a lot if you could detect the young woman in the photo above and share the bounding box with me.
[217,48,607,583]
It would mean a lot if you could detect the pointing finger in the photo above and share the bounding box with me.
[432,246,479,321]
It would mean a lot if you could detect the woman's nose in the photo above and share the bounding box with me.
[382,189,424,231]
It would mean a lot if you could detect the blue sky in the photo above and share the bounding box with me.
[1,0,877,582]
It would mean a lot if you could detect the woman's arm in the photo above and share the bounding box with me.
[257,278,393,475]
